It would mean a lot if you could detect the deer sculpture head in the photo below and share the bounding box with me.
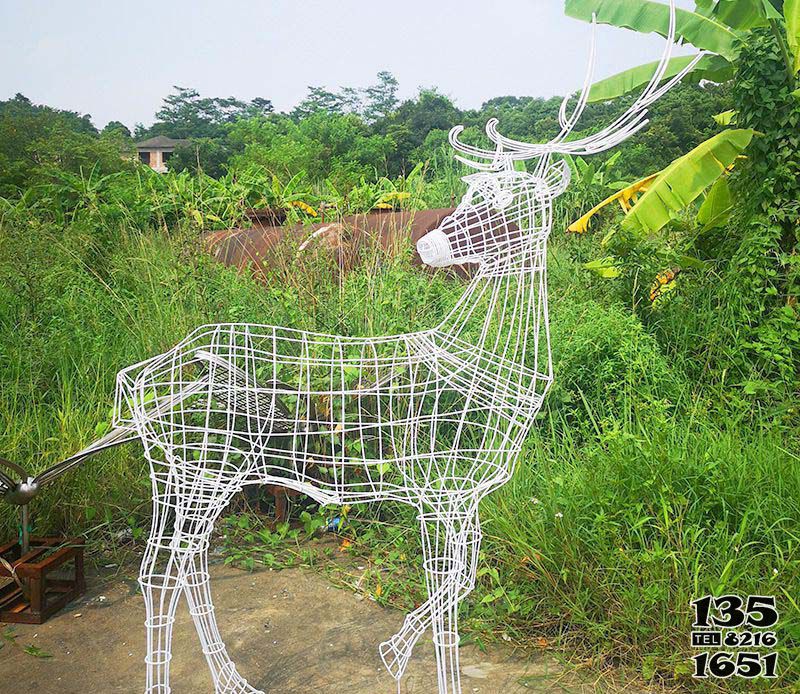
[417,0,702,271]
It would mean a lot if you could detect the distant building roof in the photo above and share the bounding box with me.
[135,135,190,149]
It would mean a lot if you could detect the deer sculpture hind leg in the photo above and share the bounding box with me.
[139,457,261,694]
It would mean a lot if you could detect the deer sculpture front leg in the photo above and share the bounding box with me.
[379,509,481,685]
[379,503,479,694]
[421,505,478,694]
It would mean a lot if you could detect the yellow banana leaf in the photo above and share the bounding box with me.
[289,200,318,217]
[567,174,660,234]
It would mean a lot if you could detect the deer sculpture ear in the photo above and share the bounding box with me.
[461,173,485,186]
[545,159,572,198]
[494,190,514,210]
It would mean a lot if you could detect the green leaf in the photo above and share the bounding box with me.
[343,365,360,382]
[695,0,713,14]
[23,645,52,658]
[622,129,755,235]
[712,109,738,125]
[588,54,733,102]
[711,0,771,29]
[583,257,622,278]
[785,0,800,75]
[565,0,740,60]
[677,254,709,270]
[605,150,623,169]
[697,176,733,228]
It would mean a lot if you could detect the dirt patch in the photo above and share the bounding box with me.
[0,563,646,693]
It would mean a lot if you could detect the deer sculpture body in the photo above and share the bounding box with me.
[0,4,699,693]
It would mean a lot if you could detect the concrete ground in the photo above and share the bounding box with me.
[0,564,646,693]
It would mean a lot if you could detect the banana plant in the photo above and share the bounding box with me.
[621,128,754,234]
[562,0,793,236]
[565,0,799,103]
[568,129,753,236]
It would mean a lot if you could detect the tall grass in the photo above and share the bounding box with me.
[482,399,800,688]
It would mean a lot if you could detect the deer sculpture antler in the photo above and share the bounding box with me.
[450,0,705,172]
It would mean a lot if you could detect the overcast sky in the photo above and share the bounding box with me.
[0,0,695,130]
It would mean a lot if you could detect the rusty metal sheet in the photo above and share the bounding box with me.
[204,208,465,277]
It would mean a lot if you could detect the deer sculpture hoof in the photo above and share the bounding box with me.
[215,666,264,694]
[379,637,409,681]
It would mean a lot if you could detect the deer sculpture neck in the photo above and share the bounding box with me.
[432,177,557,383]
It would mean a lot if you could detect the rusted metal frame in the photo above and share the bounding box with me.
[0,536,85,624]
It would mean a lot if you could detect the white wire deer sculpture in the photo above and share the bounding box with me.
[0,3,700,692]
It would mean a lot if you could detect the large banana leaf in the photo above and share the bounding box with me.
[588,53,733,102]
[696,176,733,228]
[622,128,755,234]
[706,0,773,30]
[786,0,800,75]
[568,173,660,233]
[565,0,740,60]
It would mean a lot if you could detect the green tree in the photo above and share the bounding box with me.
[228,111,394,187]
[248,97,275,117]
[290,72,400,123]
[141,87,273,140]
[0,93,128,196]
[290,86,347,120]
[364,71,400,123]
[379,89,461,174]
[169,138,234,178]
[102,120,132,139]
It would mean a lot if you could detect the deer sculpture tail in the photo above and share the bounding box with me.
[1,425,137,507]
[2,347,267,508]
